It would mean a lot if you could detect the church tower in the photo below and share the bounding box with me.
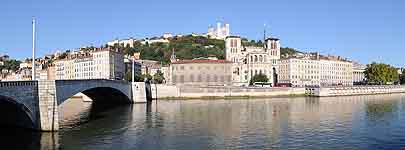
[225,36,242,63]
[170,48,177,63]
[266,37,280,60]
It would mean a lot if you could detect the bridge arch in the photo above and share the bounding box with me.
[0,95,37,129]
[55,80,133,105]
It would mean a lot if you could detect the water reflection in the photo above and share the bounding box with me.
[2,94,405,149]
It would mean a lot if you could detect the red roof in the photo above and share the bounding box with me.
[172,59,232,64]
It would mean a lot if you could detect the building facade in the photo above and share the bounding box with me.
[278,54,353,87]
[225,36,280,86]
[352,62,366,84]
[170,59,232,86]
[55,48,125,80]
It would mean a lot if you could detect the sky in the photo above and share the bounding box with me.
[0,0,404,67]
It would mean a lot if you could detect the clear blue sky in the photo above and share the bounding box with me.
[1,0,404,66]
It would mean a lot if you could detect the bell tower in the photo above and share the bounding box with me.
[225,36,242,62]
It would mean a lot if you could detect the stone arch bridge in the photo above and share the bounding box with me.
[0,79,151,131]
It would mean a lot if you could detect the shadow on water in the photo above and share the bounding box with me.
[0,126,59,150]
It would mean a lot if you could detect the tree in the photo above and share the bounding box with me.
[141,74,153,82]
[153,70,165,84]
[364,62,399,84]
[400,70,405,85]
[124,71,142,82]
[250,74,269,85]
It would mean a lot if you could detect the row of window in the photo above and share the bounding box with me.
[173,65,227,71]
[173,75,231,83]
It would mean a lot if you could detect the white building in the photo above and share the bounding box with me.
[278,54,353,87]
[140,38,170,45]
[225,36,281,86]
[107,38,137,47]
[55,48,125,80]
[352,62,366,84]
[207,22,230,40]
[163,33,174,39]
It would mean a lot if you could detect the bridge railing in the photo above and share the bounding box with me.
[0,81,38,87]
[55,79,130,83]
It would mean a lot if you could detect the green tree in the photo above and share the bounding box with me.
[0,59,21,71]
[141,74,153,82]
[250,74,269,85]
[153,70,165,84]
[280,47,301,57]
[124,71,142,82]
[364,62,399,84]
[400,70,405,85]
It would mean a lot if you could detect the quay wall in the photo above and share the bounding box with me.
[151,85,306,99]
[306,86,405,97]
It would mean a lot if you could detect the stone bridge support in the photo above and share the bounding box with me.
[38,81,58,131]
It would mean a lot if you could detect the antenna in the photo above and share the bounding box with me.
[264,24,266,41]
[264,23,267,48]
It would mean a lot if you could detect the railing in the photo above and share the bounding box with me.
[0,81,37,87]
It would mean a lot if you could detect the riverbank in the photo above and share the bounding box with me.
[150,85,306,99]
[156,94,307,100]
[306,85,405,97]
[150,85,405,100]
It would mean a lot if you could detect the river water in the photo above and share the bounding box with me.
[3,94,405,150]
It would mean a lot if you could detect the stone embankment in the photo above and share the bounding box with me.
[151,85,306,99]
[306,85,405,97]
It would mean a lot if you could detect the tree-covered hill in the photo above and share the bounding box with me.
[112,35,301,64]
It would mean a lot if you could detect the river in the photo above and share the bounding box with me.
[2,94,405,150]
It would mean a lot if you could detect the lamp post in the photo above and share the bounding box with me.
[32,18,36,80]
[132,57,135,82]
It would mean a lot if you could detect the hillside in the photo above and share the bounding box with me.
[113,35,301,64]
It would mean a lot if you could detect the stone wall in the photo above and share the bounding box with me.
[307,86,405,97]
[151,85,305,98]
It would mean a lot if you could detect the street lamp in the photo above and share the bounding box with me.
[32,18,36,80]
[132,57,135,82]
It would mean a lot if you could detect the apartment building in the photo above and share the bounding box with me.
[279,54,353,87]
[55,48,125,80]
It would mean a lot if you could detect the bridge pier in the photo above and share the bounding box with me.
[38,81,59,131]
[131,82,152,103]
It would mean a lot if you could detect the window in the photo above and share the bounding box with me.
[198,75,202,82]
[173,75,177,83]
[180,75,184,83]
[190,74,195,82]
